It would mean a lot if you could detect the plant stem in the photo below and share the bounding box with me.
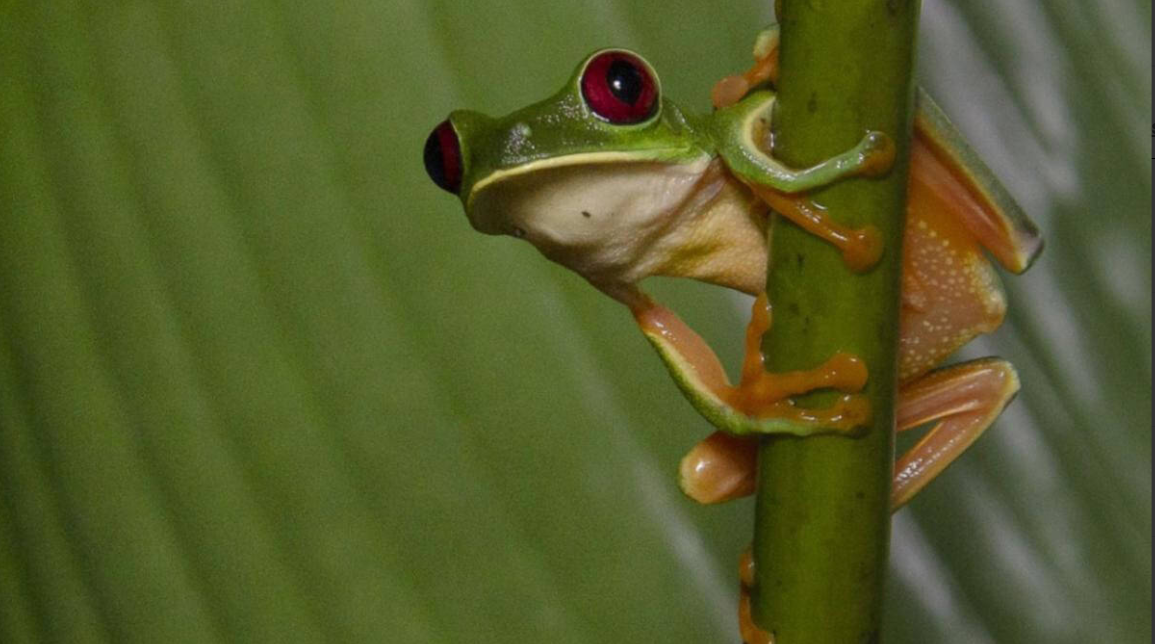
[751,2,919,642]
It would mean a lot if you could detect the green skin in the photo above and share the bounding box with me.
[443,47,893,438]
[450,52,888,207]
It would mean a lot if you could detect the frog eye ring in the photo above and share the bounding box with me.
[580,50,658,125]
[424,119,463,194]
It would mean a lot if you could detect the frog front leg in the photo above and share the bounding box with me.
[712,92,894,273]
[712,25,894,272]
[712,27,1042,277]
[602,283,871,438]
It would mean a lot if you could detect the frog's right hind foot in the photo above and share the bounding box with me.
[738,549,774,644]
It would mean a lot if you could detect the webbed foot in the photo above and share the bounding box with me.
[630,291,871,440]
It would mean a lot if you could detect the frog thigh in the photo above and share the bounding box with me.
[897,180,1006,381]
[898,92,1043,381]
[912,89,1043,273]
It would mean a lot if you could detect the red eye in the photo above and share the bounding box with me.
[424,119,463,194]
[580,51,658,124]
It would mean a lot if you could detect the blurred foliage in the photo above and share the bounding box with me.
[0,1,1148,643]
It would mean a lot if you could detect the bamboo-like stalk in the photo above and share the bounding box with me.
[750,1,919,642]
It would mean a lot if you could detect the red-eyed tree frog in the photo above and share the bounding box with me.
[425,25,1041,644]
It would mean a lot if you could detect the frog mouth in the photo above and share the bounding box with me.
[465,150,710,211]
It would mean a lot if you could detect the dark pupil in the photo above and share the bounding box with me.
[606,59,643,105]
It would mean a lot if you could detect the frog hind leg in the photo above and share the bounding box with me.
[737,549,774,644]
[707,364,1018,640]
[898,106,1038,381]
[892,358,1019,508]
[912,89,1043,274]
[898,178,1008,381]
[607,284,872,439]
[678,430,758,504]
[677,359,1019,506]
[677,134,1033,500]
[721,360,1013,642]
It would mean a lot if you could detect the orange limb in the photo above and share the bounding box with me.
[679,431,758,504]
[891,359,1019,509]
[738,550,774,644]
[630,293,870,435]
[733,294,868,408]
[748,184,884,272]
[695,362,1019,644]
[712,32,890,274]
[673,294,867,505]
[712,27,781,110]
[911,100,1042,274]
[712,46,779,109]
[898,147,1008,380]
[678,359,1020,507]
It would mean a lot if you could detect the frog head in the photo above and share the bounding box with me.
[424,50,718,284]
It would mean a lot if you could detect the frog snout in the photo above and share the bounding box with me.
[424,119,463,194]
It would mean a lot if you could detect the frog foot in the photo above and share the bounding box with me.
[717,93,895,272]
[712,26,781,109]
[630,291,871,438]
[748,184,885,272]
[854,131,898,178]
[738,549,775,644]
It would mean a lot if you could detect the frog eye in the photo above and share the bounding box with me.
[580,50,658,125]
[424,119,463,194]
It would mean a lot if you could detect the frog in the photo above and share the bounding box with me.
[424,25,1041,644]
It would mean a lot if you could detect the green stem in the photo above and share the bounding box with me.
[751,2,919,642]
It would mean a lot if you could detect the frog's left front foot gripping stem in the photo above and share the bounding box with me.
[712,23,891,273]
[620,288,871,443]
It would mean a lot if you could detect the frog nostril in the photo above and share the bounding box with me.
[424,119,462,194]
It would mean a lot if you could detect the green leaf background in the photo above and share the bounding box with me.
[0,1,1148,642]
